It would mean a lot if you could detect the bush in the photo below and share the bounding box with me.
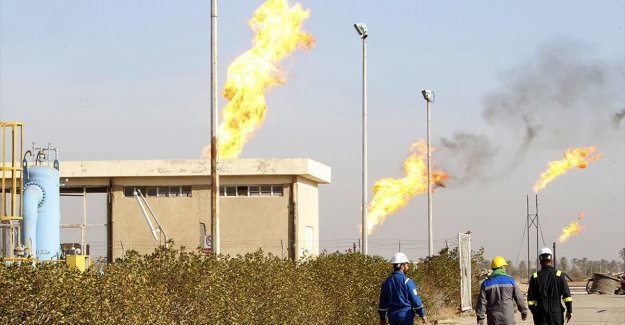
[0,245,485,324]
[413,247,485,315]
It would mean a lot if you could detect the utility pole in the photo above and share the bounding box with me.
[210,0,220,255]
[353,23,369,256]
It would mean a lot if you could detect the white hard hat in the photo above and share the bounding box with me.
[391,252,410,264]
[539,247,553,260]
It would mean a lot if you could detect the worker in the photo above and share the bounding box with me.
[378,252,428,325]
[527,247,572,324]
[476,256,528,324]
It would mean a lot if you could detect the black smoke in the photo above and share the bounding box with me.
[612,109,625,128]
[435,132,498,187]
[434,39,624,186]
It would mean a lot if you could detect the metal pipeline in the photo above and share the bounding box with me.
[22,184,42,257]
[21,166,61,260]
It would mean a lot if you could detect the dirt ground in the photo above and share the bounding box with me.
[436,289,625,325]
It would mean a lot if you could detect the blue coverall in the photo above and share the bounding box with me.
[378,271,426,325]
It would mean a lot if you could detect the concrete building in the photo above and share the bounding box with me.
[59,158,331,261]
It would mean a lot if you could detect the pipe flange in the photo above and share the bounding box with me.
[23,182,46,208]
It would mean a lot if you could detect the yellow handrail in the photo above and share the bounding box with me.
[0,122,23,221]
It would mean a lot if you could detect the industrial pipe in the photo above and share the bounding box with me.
[21,166,61,260]
[22,184,42,257]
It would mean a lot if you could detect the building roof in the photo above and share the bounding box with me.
[59,158,331,184]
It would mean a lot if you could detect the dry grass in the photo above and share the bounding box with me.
[429,306,474,324]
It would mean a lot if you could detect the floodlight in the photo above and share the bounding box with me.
[420,89,436,256]
[353,23,368,38]
[421,89,435,103]
[354,21,368,254]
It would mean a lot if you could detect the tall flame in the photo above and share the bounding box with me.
[367,140,449,235]
[559,212,584,243]
[214,0,314,159]
[533,146,602,193]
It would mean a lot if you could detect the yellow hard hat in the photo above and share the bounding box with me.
[490,256,508,269]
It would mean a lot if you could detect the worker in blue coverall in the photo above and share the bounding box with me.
[378,252,428,325]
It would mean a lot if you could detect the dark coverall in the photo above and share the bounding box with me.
[527,265,572,325]
[378,271,426,325]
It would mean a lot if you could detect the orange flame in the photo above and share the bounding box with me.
[213,0,314,159]
[367,140,449,235]
[559,212,584,243]
[533,147,602,193]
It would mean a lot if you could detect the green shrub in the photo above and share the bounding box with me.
[0,245,484,324]
[413,247,485,315]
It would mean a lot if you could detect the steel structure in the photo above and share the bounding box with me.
[526,195,542,279]
[0,122,23,257]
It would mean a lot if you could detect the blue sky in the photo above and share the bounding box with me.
[1,1,623,262]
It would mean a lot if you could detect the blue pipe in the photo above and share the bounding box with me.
[22,185,42,258]
[22,166,61,260]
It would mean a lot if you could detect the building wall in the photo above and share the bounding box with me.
[219,175,292,258]
[109,175,300,259]
[57,159,330,261]
[110,177,211,258]
[295,177,320,257]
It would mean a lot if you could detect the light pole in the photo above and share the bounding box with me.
[210,0,220,255]
[421,89,435,256]
[354,23,368,255]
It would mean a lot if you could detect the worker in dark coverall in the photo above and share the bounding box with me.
[378,252,428,325]
[476,256,528,324]
[527,247,572,324]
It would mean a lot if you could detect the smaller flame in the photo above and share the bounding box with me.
[533,147,602,193]
[367,140,449,235]
[558,212,584,243]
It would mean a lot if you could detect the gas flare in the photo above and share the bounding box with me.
[559,212,584,243]
[367,140,449,235]
[209,0,314,159]
[533,146,602,193]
